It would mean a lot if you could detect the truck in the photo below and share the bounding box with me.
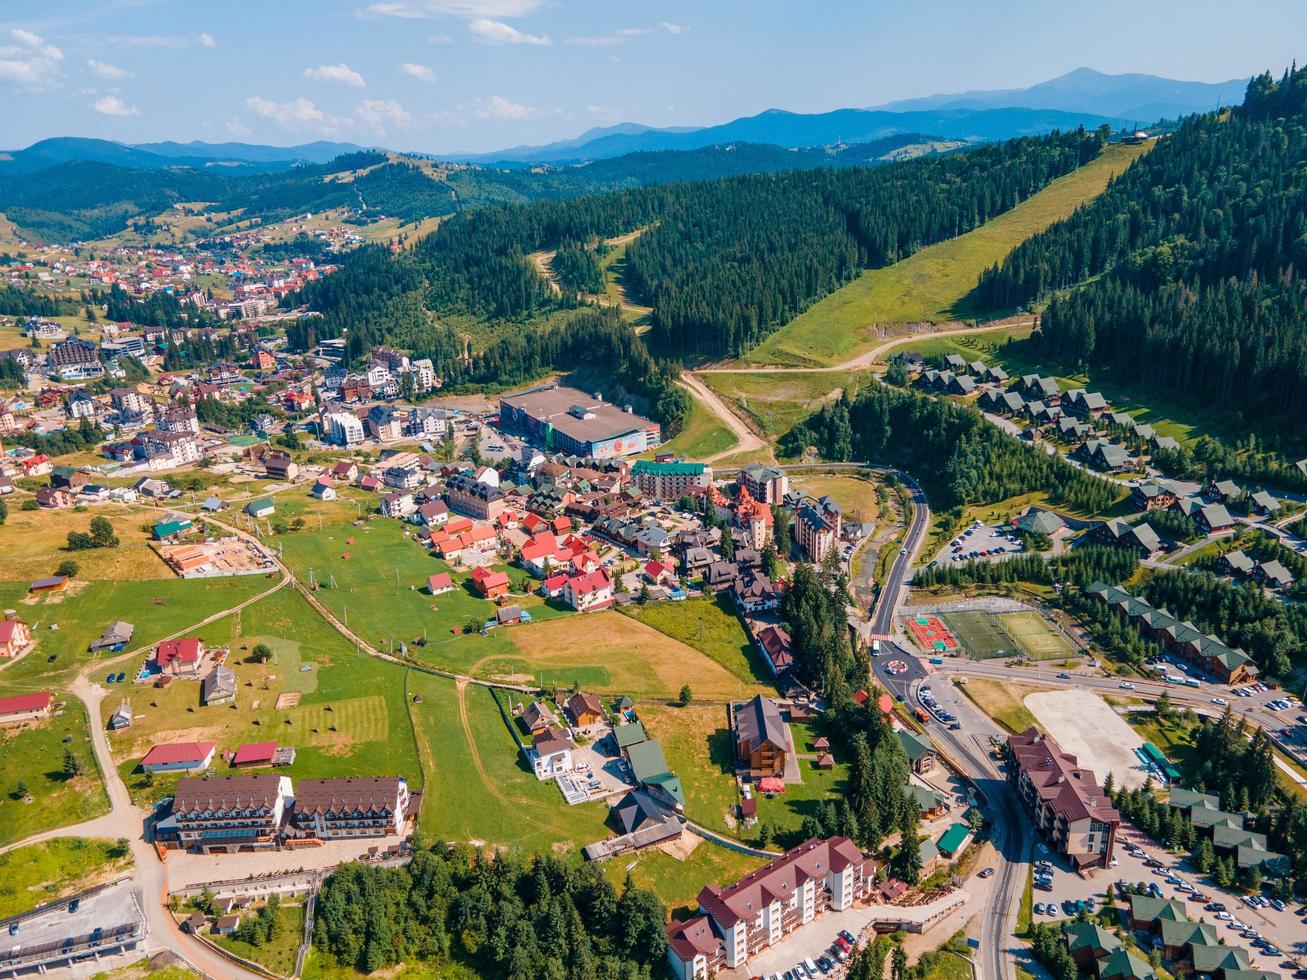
[872,640,882,656]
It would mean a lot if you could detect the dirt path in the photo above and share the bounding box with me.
[678,373,767,464]
[697,315,1037,375]
[529,249,563,295]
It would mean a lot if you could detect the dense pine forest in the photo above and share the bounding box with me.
[313,844,667,979]
[974,66,1307,436]
[780,384,1121,513]
[294,128,1106,362]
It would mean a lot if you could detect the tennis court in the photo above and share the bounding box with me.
[942,611,1016,660]
[999,611,1078,661]
[905,614,960,654]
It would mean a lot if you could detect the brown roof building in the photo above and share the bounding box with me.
[565,691,604,728]
[1007,727,1119,869]
[668,837,872,974]
[289,777,410,840]
[172,774,292,853]
[732,695,789,778]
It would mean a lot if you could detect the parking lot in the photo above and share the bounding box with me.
[721,906,876,979]
[1,879,145,975]
[1029,826,1306,970]
[933,520,1024,565]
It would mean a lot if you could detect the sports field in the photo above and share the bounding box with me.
[942,611,1016,660]
[1001,611,1077,661]
[942,610,1076,661]
[906,614,960,654]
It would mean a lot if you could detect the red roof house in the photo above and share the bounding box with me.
[155,637,204,674]
[0,691,53,724]
[427,573,454,595]
[470,566,511,599]
[141,741,217,772]
[231,742,278,767]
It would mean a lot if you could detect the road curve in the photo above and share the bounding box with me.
[677,372,768,463]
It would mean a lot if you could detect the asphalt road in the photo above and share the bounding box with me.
[870,475,930,636]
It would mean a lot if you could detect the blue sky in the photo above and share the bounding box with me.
[1,0,1304,154]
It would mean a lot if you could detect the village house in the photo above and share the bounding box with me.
[732,695,789,778]
[469,566,511,600]
[563,568,614,611]
[202,666,237,706]
[897,729,938,775]
[0,691,53,726]
[566,691,605,729]
[529,726,576,780]
[263,450,298,481]
[1131,481,1178,511]
[154,637,204,676]
[379,491,416,518]
[0,617,33,657]
[141,741,218,774]
[754,624,795,676]
[1094,519,1162,558]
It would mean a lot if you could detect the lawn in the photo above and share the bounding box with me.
[650,393,737,460]
[955,677,1050,734]
[751,719,849,838]
[744,142,1153,367]
[0,694,109,846]
[639,702,740,832]
[620,594,775,687]
[0,505,174,583]
[604,840,764,917]
[872,321,1037,366]
[699,371,867,442]
[0,838,131,918]
[0,575,272,691]
[789,473,882,525]
[211,902,305,977]
[277,511,568,668]
[105,587,423,808]
[469,610,772,702]
[407,671,607,851]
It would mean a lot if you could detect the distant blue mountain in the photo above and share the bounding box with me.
[0,137,376,175]
[872,67,1246,122]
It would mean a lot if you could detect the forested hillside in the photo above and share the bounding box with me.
[781,382,1120,513]
[973,66,1307,434]
[297,128,1106,362]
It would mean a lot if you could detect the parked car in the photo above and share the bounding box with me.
[978,867,995,879]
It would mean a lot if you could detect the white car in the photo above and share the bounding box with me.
[1119,682,1136,690]
[1211,697,1228,706]
[1214,912,1233,921]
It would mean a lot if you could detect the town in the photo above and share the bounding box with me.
[2,15,1307,980]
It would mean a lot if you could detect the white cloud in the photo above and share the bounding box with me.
[86,58,134,80]
[660,22,686,34]
[427,32,453,45]
[366,0,540,18]
[468,18,550,45]
[566,27,651,47]
[104,35,190,48]
[399,62,436,82]
[197,32,217,48]
[304,63,366,87]
[0,28,64,88]
[246,95,327,128]
[92,95,139,117]
[357,98,412,135]
[475,94,536,119]
[226,116,252,138]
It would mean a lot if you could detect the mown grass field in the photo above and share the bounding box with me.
[640,702,739,831]
[790,473,882,525]
[744,142,1152,367]
[700,371,867,442]
[0,838,131,918]
[604,841,764,918]
[1001,611,1077,661]
[943,611,1018,660]
[0,694,108,846]
[407,671,607,852]
[620,594,774,687]
[956,677,1050,733]
[105,587,423,808]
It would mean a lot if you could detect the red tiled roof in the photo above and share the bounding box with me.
[427,573,453,591]
[0,691,51,716]
[668,915,720,962]
[142,741,216,767]
[156,637,203,667]
[0,620,28,644]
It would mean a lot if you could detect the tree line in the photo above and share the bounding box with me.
[781,383,1120,513]
[973,66,1307,444]
[313,844,667,979]
[912,545,1137,590]
[295,129,1106,360]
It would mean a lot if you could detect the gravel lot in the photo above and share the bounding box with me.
[1024,689,1148,790]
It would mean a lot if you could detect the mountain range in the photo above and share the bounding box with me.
[0,138,374,176]
[452,67,1248,165]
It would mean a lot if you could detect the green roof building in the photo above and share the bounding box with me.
[936,823,972,858]
[1098,948,1156,980]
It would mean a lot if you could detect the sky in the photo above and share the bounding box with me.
[1,0,1304,154]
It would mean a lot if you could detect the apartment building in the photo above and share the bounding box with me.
[794,495,842,562]
[288,777,409,840]
[1007,727,1119,870]
[323,411,365,447]
[667,837,872,976]
[171,774,292,853]
[738,464,789,504]
[630,460,713,500]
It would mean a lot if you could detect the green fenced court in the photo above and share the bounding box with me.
[942,611,1017,660]
[999,611,1078,661]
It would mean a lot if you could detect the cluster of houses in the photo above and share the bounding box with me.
[1085,583,1260,685]
[1167,788,1290,876]
[154,773,414,853]
[1214,549,1295,591]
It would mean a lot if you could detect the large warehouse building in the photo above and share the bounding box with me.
[499,385,661,459]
